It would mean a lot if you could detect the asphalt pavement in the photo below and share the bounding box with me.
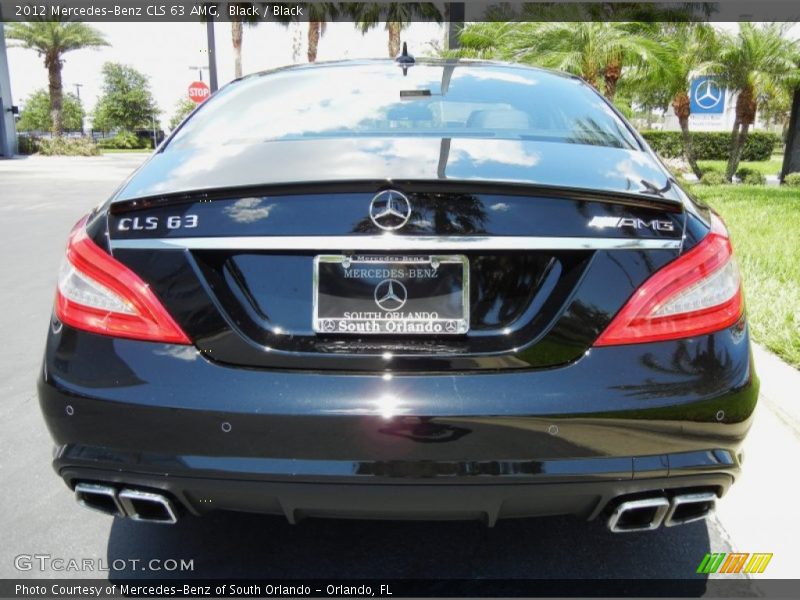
[0,154,798,590]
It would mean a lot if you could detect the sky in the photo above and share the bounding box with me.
[5,21,445,129]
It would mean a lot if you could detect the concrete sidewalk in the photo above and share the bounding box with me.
[753,343,800,435]
[713,344,800,581]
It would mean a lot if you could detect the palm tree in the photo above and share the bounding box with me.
[350,2,443,58]
[757,79,793,135]
[711,23,800,181]
[449,21,516,60]
[229,3,263,78]
[271,3,339,63]
[530,22,666,101]
[231,17,245,77]
[583,2,715,21]
[635,23,717,178]
[305,2,340,62]
[6,21,107,135]
[455,21,665,100]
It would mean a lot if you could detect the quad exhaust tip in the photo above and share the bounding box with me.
[73,483,715,530]
[118,489,178,524]
[74,484,178,524]
[74,483,125,518]
[664,492,716,527]
[607,491,717,533]
[608,496,670,533]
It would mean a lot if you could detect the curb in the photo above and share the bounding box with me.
[681,174,782,185]
[752,344,800,436]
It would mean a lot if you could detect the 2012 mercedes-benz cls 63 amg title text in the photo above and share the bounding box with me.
[38,57,757,532]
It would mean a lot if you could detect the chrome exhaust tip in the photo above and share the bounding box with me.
[664,492,716,527]
[74,483,125,517]
[607,497,670,533]
[118,489,178,524]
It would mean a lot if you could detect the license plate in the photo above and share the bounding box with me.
[313,255,469,335]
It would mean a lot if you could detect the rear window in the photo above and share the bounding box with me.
[167,62,639,151]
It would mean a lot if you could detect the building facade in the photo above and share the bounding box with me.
[0,20,18,158]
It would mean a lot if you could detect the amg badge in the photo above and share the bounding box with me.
[588,216,675,232]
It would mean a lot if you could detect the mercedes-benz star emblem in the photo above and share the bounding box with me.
[374,279,407,312]
[694,79,723,110]
[369,190,412,231]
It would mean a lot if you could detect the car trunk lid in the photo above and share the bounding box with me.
[108,178,686,371]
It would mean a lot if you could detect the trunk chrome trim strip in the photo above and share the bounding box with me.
[110,235,682,252]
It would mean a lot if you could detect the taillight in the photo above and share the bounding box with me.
[55,218,190,344]
[595,213,743,346]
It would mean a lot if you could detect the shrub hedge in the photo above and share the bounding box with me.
[96,130,152,150]
[18,135,99,156]
[17,135,38,155]
[699,171,727,186]
[736,167,766,185]
[641,131,780,161]
[783,173,800,187]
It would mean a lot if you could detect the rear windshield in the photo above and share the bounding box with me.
[167,63,639,151]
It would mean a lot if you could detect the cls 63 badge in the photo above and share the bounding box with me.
[117,215,199,231]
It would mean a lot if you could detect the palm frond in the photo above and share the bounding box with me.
[6,21,108,56]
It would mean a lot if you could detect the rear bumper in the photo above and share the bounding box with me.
[39,321,758,523]
[59,467,733,525]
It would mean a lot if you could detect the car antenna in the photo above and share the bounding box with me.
[395,42,415,75]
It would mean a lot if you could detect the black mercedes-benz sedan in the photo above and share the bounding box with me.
[38,58,757,532]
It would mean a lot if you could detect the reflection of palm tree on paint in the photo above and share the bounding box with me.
[354,193,488,235]
[608,336,751,408]
[373,195,408,221]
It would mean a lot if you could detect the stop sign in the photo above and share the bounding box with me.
[188,81,210,104]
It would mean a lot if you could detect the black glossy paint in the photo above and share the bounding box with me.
[38,60,756,523]
[109,190,684,239]
[113,137,683,205]
[39,320,756,519]
[108,190,687,370]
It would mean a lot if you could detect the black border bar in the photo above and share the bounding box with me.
[1,1,800,23]
[2,578,798,598]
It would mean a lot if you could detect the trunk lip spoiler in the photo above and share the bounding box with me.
[108,180,684,215]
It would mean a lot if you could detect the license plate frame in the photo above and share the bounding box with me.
[313,255,469,336]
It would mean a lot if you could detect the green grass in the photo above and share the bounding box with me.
[697,155,784,177]
[689,184,800,367]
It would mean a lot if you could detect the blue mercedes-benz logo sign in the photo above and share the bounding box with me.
[369,190,412,231]
[694,79,723,110]
[374,279,407,311]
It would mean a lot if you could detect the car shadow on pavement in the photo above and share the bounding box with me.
[107,511,714,581]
